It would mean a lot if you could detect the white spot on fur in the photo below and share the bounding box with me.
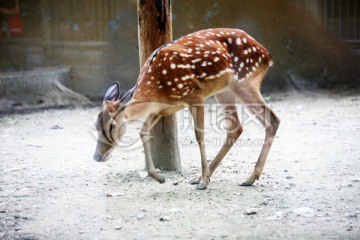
[178,83,184,89]
[162,69,167,75]
[177,64,191,69]
[236,38,241,45]
[206,75,216,80]
[181,75,191,81]
[170,63,176,69]
[180,53,191,58]
[199,72,207,78]
[191,58,202,63]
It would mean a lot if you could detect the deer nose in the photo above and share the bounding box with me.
[93,153,103,162]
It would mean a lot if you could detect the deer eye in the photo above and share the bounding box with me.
[109,122,116,132]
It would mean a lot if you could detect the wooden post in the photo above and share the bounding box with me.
[137,0,181,172]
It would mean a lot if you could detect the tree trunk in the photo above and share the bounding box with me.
[137,0,181,172]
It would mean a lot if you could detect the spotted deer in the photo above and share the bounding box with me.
[93,28,280,190]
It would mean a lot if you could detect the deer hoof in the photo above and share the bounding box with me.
[158,175,166,184]
[189,178,200,185]
[239,180,253,187]
[196,183,207,190]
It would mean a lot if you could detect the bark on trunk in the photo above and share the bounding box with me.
[137,0,181,172]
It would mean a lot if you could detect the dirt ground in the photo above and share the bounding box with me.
[0,89,359,240]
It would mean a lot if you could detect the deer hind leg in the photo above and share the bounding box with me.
[140,114,165,183]
[232,82,280,186]
[189,103,210,190]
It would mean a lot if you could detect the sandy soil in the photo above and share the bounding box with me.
[0,89,359,240]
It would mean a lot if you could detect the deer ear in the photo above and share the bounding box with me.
[104,82,120,102]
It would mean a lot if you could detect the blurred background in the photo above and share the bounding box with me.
[0,0,359,101]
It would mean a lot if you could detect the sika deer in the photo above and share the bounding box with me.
[93,28,280,190]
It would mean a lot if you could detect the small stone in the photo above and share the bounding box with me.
[344,212,357,218]
[106,192,124,197]
[350,178,360,183]
[169,208,181,213]
[14,188,31,197]
[159,216,171,221]
[173,182,179,186]
[137,213,145,220]
[112,219,123,230]
[244,208,258,215]
[50,125,63,129]
[293,207,314,218]
[286,176,294,179]
[138,171,148,178]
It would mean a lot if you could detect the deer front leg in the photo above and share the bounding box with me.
[140,114,165,183]
[189,104,210,190]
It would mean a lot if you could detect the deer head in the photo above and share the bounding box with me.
[93,82,128,162]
